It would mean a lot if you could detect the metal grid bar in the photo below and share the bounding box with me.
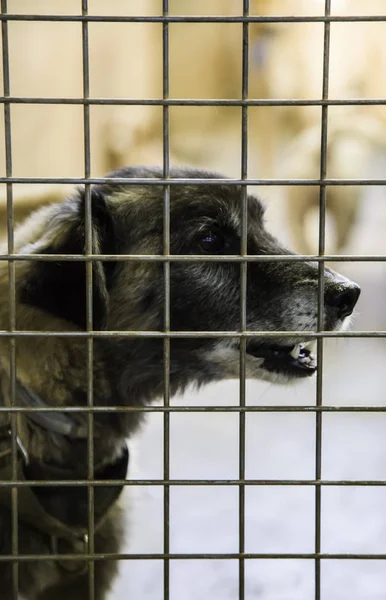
[0,3,384,600]
[315,2,331,596]
[4,477,386,487]
[1,253,386,262]
[2,97,386,106]
[81,0,95,596]
[3,404,386,414]
[1,175,386,185]
[238,0,249,594]
[162,1,171,597]
[1,0,19,597]
[1,14,386,23]
[0,330,384,339]
[1,551,386,561]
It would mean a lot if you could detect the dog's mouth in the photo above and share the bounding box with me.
[246,341,316,378]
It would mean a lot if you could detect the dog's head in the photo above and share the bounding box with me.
[10,167,360,400]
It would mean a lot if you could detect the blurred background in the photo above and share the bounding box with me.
[1,1,386,598]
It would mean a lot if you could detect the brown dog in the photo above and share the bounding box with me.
[0,167,360,598]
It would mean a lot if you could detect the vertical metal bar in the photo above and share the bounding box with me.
[162,1,171,598]
[239,1,249,599]
[315,2,331,599]
[81,1,95,597]
[1,1,19,596]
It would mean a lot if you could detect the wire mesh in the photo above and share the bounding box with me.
[0,2,385,600]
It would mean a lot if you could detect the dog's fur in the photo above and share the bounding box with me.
[0,166,360,599]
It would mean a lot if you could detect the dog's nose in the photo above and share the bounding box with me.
[325,282,361,319]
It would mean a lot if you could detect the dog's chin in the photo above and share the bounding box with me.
[246,340,317,383]
[244,315,354,384]
[204,314,355,385]
[205,340,317,385]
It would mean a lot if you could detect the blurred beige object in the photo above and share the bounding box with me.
[0,0,274,235]
[1,0,386,253]
[1,0,162,179]
[0,0,162,235]
[258,0,386,253]
[0,0,278,179]
[95,0,280,183]
[0,184,71,239]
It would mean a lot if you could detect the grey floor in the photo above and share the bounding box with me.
[111,185,386,600]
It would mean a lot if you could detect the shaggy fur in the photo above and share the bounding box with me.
[0,167,360,599]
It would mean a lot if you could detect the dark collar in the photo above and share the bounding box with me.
[13,379,92,439]
[0,378,93,465]
[24,445,129,533]
[0,378,128,540]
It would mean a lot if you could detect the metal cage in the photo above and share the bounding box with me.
[1,1,385,599]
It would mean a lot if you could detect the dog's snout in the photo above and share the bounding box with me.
[325,282,361,319]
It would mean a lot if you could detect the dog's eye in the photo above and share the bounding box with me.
[198,230,225,254]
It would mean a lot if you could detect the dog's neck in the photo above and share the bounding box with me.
[0,336,130,471]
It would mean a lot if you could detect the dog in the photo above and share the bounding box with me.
[0,167,360,599]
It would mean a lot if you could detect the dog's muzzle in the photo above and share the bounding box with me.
[246,279,361,379]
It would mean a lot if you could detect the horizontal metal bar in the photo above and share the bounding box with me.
[1,405,385,414]
[0,253,384,263]
[0,552,385,562]
[1,176,385,186]
[0,330,384,339]
[1,478,386,487]
[1,96,386,107]
[1,14,386,24]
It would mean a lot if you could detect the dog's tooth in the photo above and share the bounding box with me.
[299,353,314,365]
[303,340,316,352]
[289,344,301,359]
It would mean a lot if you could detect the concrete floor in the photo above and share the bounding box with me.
[110,185,386,600]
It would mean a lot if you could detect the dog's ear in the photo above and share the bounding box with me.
[19,188,116,330]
